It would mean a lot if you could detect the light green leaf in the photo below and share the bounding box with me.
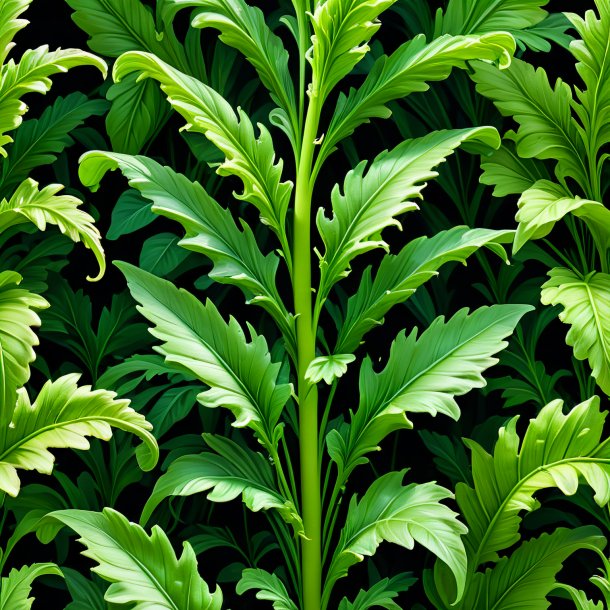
[338,574,416,610]
[0,0,30,66]
[305,354,355,384]
[79,152,295,355]
[335,227,513,354]
[328,305,531,479]
[553,583,604,610]
[50,507,223,609]
[471,57,588,186]
[0,178,105,280]
[141,434,303,536]
[308,0,396,101]
[325,470,467,605]
[1,92,108,193]
[112,51,292,249]
[514,180,610,253]
[117,262,291,449]
[320,32,514,164]
[456,396,610,569]
[460,527,605,610]
[0,373,158,496]
[0,270,47,424]
[237,568,298,610]
[541,268,610,394]
[0,45,106,156]
[317,127,500,304]
[0,563,62,610]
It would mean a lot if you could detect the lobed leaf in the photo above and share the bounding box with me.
[0,563,62,610]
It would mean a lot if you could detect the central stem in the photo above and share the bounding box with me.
[294,93,321,610]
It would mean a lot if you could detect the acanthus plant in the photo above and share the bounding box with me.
[57,0,546,607]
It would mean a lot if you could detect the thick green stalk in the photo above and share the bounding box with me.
[294,93,322,610]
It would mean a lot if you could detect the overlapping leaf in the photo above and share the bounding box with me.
[141,435,303,535]
[0,178,105,280]
[237,568,298,610]
[79,152,295,355]
[0,563,62,610]
[0,373,157,496]
[112,51,292,246]
[328,305,531,480]
[541,268,610,394]
[50,508,222,609]
[317,128,499,305]
[334,226,513,354]
[118,262,291,449]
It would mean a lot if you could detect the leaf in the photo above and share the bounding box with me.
[308,0,396,101]
[141,434,303,536]
[163,0,297,141]
[328,305,531,479]
[541,268,610,395]
[456,395,610,569]
[320,32,514,163]
[139,232,190,277]
[0,0,30,66]
[49,507,223,609]
[107,188,155,240]
[112,52,292,246]
[460,527,605,610]
[0,563,62,610]
[305,354,355,384]
[325,470,467,604]
[0,270,47,423]
[236,568,298,610]
[337,573,416,610]
[471,58,588,186]
[79,152,295,353]
[0,178,105,280]
[0,92,108,193]
[317,127,500,302]
[333,225,513,355]
[0,45,106,156]
[117,262,291,449]
[514,180,610,253]
[0,373,158,496]
[146,385,200,438]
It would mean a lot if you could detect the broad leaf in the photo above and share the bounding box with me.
[0,178,105,280]
[541,268,610,394]
[79,152,295,354]
[0,563,62,610]
[324,470,467,605]
[0,373,158,496]
[112,51,292,248]
[317,127,500,303]
[328,305,531,480]
[0,270,47,423]
[456,396,610,568]
[141,434,303,536]
[117,262,291,449]
[333,225,513,355]
[320,32,514,164]
[50,507,223,609]
[237,568,298,610]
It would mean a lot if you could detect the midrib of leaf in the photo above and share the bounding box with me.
[459,0,509,35]
[466,454,610,585]
[584,280,610,369]
[147,235,178,273]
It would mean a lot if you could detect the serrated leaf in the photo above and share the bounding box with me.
[0,563,62,610]
[325,470,467,605]
[320,32,514,164]
[0,0,30,66]
[50,507,222,609]
[0,373,157,496]
[334,226,512,354]
[456,396,610,568]
[305,354,355,384]
[317,127,499,303]
[328,305,531,480]
[141,434,303,536]
[112,51,292,249]
[117,262,291,449]
[0,270,47,423]
[79,152,295,354]
[0,178,105,280]
[237,568,298,610]
[541,268,610,394]
[338,573,416,610]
